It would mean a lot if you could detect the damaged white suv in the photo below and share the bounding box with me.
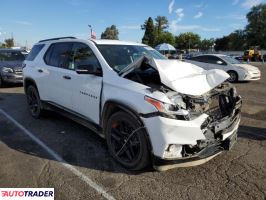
[23,37,242,171]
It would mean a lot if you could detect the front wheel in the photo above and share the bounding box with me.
[227,71,238,82]
[26,85,43,118]
[106,111,150,170]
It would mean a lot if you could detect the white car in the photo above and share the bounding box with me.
[23,37,241,171]
[186,54,261,82]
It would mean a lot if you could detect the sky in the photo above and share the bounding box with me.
[0,0,265,47]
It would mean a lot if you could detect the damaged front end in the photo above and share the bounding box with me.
[178,82,241,157]
[122,56,242,170]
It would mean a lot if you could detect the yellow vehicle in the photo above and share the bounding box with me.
[243,48,262,61]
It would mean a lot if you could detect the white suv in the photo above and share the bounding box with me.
[23,37,242,171]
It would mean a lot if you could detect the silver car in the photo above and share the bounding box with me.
[186,54,261,82]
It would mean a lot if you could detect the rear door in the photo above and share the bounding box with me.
[203,55,227,71]
[42,42,75,110]
[70,42,103,124]
[187,55,209,69]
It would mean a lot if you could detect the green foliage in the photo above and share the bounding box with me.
[215,30,247,51]
[215,3,266,50]
[1,38,15,48]
[142,17,156,47]
[101,25,119,40]
[246,3,266,48]
[200,38,215,51]
[155,16,169,35]
[155,32,175,46]
[175,32,201,49]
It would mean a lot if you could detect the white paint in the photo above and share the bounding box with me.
[0,109,116,200]
[152,59,229,96]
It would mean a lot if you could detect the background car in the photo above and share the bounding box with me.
[0,49,26,87]
[186,54,261,82]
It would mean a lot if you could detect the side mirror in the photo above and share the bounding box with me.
[76,64,102,76]
[217,60,223,65]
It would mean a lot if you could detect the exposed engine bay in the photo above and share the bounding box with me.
[123,56,240,121]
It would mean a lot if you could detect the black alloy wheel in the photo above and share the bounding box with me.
[26,85,43,118]
[106,111,150,170]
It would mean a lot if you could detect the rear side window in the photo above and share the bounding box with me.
[0,51,25,61]
[204,56,226,65]
[44,43,73,68]
[26,44,45,61]
[189,56,206,62]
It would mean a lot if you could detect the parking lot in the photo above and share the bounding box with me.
[0,62,265,200]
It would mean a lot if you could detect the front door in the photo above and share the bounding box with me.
[71,42,103,124]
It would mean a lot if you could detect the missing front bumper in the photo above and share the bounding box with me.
[153,130,238,171]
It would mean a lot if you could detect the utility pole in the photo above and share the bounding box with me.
[88,25,92,39]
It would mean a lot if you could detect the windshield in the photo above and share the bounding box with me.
[221,55,241,64]
[97,45,166,72]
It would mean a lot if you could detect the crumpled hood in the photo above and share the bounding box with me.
[152,59,230,96]
[233,63,259,72]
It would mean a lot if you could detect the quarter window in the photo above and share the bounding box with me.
[204,56,226,65]
[26,44,45,61]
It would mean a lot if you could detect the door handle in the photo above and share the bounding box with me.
[37,69,43,73]
[63,75,71,80]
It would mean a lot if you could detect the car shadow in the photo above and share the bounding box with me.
[0,83,23,88]
[0,92,265,174]
[238,125,266,140]
[0,92,151,174]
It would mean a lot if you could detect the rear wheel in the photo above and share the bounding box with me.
[26,85,43,118]
[0,75,3,87]
[106,111,150,170]
[227,71,238,82]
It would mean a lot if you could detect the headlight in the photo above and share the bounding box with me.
[2,67,14,73]
[144,96,189,117]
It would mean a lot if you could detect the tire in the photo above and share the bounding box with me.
[106,111,150,170]
[26,85,43,118]
[227,71,238,83]
[0,75,3,88]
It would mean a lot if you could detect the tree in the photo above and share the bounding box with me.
[214,30,247,51]
[246,3,266,48]
[155,16,169,35]
[141,17,156,47]
[200,38,215,51]
[2,38,15,48]
[101,25,119,40]
[155,32,175,46]
[175,32,201,50]
[214,36,230,51]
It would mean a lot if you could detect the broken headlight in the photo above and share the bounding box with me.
[144,96,189,119]
[168,94,186,109]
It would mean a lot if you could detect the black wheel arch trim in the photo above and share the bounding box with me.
[24,77,38,93]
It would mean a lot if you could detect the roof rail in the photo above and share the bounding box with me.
[38,37,77,43]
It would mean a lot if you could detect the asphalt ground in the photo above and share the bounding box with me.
[0,62,265,200]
